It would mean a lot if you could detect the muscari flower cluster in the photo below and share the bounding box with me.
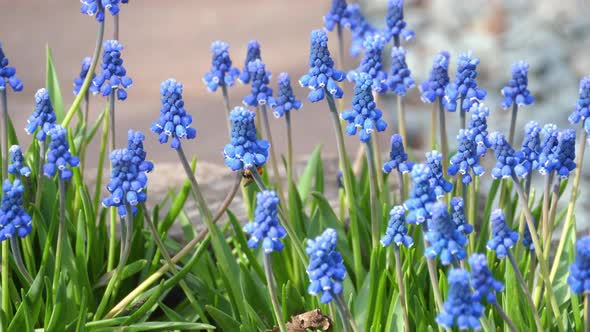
[0,43,23,92]
[306,228,347,304]
[324,0,349,32]
[341,73,387,142]
[381,205,413,248]
[467,102,491,156]
[44,126,80,181]
[469,253,504,304]
[382,134,412,174]
[224,107,269,171]
[242,59,273,107]
[487,209,518,259]
[450,197,473,236]
[384,0,414,43]
[425,202,467,266]
[239,40,261,84]
[151,79,197,149]
[518,121,542,176]
[347,34,387,93]
[25,88,57,141]
[0,179,32,241]
[537,124,559,175]
[203,41,239,92]
[73,56,97,96]
[437,269,483,330]
[443,51,486,112]
[538,127,577,178]
[269,73,302,118]
[569,76,590,134]
[386,47,415,96]
[8,145,31,177]
[448,129,485,184]
[80,0,126,22]
[244,190,286,253]
[299,30,345,102]
[404,163,436,224]
[489,131,526,179]
[568,235,590,294]
[345,4,376,57]
[93,40,132,100]
[420,51,450,103]
[501,61,534,109]
[426,150,453,198]
[103,131,153,216]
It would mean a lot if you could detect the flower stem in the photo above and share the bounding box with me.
[394,247,410,332]
[80,93,91,172]
[430,103,437,150]
[107,94,117,272]
[62,19,105,127]
[586,294,590,332]
[285,111,294,184]
[335,293,359,332]
[176,145,214,227]
[468,173,477,253]
[113,14,119,40]
[221,85,232,137]
[492,302,518,332]
[397,95,407,145]
[366,139,381,248]
[260,104,285,204]
[2,87,13,318]
[9,237,32,285]
[508,103,518,146]
[397,170,405,203]
[264,254,287,332]
[424,239,443,311]
[1,87,8,179]
[437,99,448,176]
[506,250,543,330]
[541,171,554,243]
[1,241,9,318]
[52,179,67,294]
[459,98,466,130]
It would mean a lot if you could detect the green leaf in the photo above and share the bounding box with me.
[8,266,46,332]
[123,281,166,326]
[46,46,66,121]
[121,322,215,331]
[297,145,322,203]
[206,305,241,331]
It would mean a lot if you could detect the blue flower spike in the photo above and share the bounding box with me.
[203,41,239,93]
[443,51,486,112]
[239,40,261,84]
[470,253,504,304]
[0,179,32,241]
[518,121,542,176]
[383,134,413,174]
[345,4,377,57]
[81,0,124,22]
[386,47,415,96]
[223,107,269,171]
[487,209,519,259]
[448,129,485,184]
[489,131,525,179]
[25,88,57,141]
[242,59,273,107]
[244,190,286,253]
[341,72,388,142]
[384,0,414,43]
[151,79,197,150]
[43,126,80,181]
[8,145,31,177]
[425,201,468,266]
[404,163,436,225]
[420,51,450,103]
[299,30,346,103]
[381,205,413,248]
[570,76,590,125]
[537,124,560,175]
[93,40,132,100]
[467,102,491,156]
[450,197,473,236]
[0,42,24,92]
[436,269,483,330]
[426,150,453,198]
[347,34,388,93]
[73,56,97,96]
[568,236,590,294]
[551,129,577,178]
[501,61,534,109]
[306,228,347,304]
[269,72,302,118]
[324,0,350,32]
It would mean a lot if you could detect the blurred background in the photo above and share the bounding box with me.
[1,0,590,230]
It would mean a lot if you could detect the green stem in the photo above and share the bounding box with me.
[107,94,117,272]
[541,172,554,243]
[397,95,407,144]
[113,14,119,40]
[394,247,410,332]
[62,19,105,127]
[459,97,466,130]
[80,93,90,172]
[264,254,287,332]
[176,146,213,224]
[52,179,67,294]
[259,104,285,204]
[586,294,590,332]
[506,250,542,330]
[285,111,294,184]
[397,170,405,203]
[424,238,443,311]
[508,103,518,146]
[109,93,116,151]
[437,99,448,176]
[468,172,477,253]
[492,302,518,332]
[9,237,32,285]
[1,241,9,318]
[365,139,381,248]
[221,85,232,137]
[335,293,359,332]
[1,87,8,179]
[430,103,437,150]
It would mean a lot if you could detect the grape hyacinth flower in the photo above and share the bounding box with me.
[386,47,415,96]
[448,129,484,184]
[323,0,349,32]
[553,129,577,178]
[382,134,412,174]
[151,79,197,150]
[203,41,239,92]
[93,40,133,100]
[345,4,377,57]
[269,73,302,118]
[437,269,483,330]
[306,228,347,304]
[238,40,261,84]
[347,34,388,93]
[469,253,504,304]
[8,145,31,177]
[518,121,542,176]
[384,0,414,44]
[43,126,80,181]
[299,30,345,102]
[244,190,286,253]
[501,61,534,109]
[381,205,413,248]
[467,102,491,156]
[568,236,590,294]
[489,131,526,178]
[73,56,97,96]
[443,51,486,112]
[404,163,436,224]
[487,209,519,259]
[25,88,56,141]
[80,0,124,22]
[537,124,559,175]
[569,76,590,126]
[425,202,467,266]
[0,179,32,241]
[126,130,154,173]
[450,197,473,236]
[0,43,23,92]
[242,59,273,107]
[341,72,387,142]
[420,51,450,103]
[223,107,269,171]
[426,150,453,198]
